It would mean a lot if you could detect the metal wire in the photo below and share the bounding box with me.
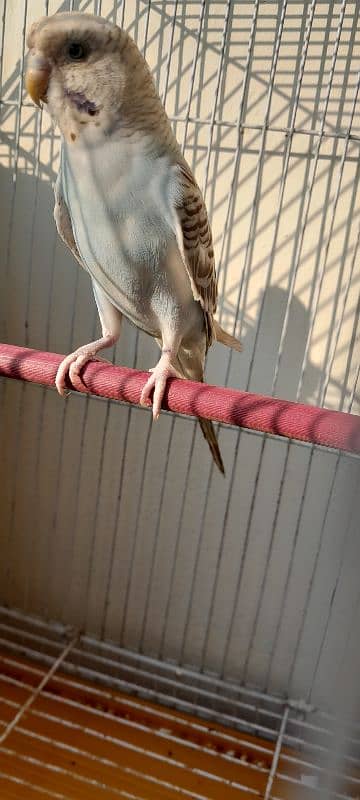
[0,633,77,745]
[1,2,360,795]
[0,611,360,799]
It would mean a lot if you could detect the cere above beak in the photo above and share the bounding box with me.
[25,52,51,106]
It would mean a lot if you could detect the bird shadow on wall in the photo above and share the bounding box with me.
[0,152,346,412]
[1,0,359,418]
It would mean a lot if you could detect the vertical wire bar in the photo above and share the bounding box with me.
[100,407,132,639]
[242,12,359,682]
[263,706,290,800]
[235,0,348,685]
[263,354,358,692]
[161,0,179,105]
[202,0,232,197]
[210,0,290,680]
[119,417,153,646]
[198,7,290,640]
[142,1,207,659]
[307,480,360,703]
[82,0,130,640]
[137,0,182,653]
[192,2,262,647]
[19,0,49,611]
[340,288,360,411]
[2,0,28,345]
[347,360,359,412]
[0,0,7,106]
[319,220,360,407]
[245,0,317,392]
[115,0,160,648]
[0,634,78,745]
[160,0,239,666]
[120,0,126,28]
[142,0,151,59]
[1,0,30,601]
[157,425,198,660]
[216,0,259,307]
[285,452,344,695]
[271,0,348,397]
[180,0,207,153]
[200,0,316,674]
[138,419,175,652]
[225,0,288,359]
[254,56,359,685]
[266,345,360,690]
[263,452,330,692]
[295,70,360,403]
[131,0,152,368]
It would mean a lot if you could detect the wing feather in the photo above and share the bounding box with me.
[173,162,217,348]
[53,173,84,269]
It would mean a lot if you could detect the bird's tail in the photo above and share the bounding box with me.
[198,417,225,475]
[213,319,242,351]
[175,345,225,475]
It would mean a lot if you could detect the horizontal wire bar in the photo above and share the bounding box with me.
[0,686,274,766]
[0,344,359,453]
[0,735,227,800]
[1,98,360,140]
[2,102,360,145]
[2,658,358,764]
[2,609,360,735]
[0,770,69,800]
[0,742,168,800]
[0,669,358,789]
[0,657,275,757]
[0,634,78,745]
[0,708,267,795]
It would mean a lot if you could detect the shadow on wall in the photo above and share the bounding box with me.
[1,161,325,409]
[241,285,321,402]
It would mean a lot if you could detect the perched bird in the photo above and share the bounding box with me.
[25,12,241,473]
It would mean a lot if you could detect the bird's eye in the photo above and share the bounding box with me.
[67,42,86,61]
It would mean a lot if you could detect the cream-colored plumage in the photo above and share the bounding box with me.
[26,12,241,473]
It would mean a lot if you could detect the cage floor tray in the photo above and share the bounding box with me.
[0,648,324,800]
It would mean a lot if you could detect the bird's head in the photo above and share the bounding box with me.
[26,13,130,129]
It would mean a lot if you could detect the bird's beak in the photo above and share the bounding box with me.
[25,52,51,106]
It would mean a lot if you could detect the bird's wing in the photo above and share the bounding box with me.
[53,173,84,269]
[172,162,217,347]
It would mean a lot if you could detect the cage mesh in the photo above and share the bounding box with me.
[0,1,359,797]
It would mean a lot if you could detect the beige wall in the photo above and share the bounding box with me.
[0,0,359,711]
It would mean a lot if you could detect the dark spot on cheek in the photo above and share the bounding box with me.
[95,122,100,127]
[70,132,76,142]
[64,89,99,117]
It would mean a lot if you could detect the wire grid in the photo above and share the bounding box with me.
[0,2,360,790]
[0,607,360,800]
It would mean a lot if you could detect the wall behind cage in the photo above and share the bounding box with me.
[0,0,359,713]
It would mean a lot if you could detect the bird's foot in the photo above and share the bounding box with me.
[140,352,181,420]
[55,343,112,396]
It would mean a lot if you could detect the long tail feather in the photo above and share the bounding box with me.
[213,319,242,351]
[175,346,225,475]
[199,417,225,475]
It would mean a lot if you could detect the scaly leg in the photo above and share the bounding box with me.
[140,335,182,420]
[55,280,122,396]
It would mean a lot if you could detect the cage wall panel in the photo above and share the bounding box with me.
[0,0,359,721]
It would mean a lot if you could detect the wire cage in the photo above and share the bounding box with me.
[0,0,360,797]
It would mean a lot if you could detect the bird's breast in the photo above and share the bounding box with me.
[60,137,196,335]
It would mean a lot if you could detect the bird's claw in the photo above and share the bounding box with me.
[55,349,111,396]
[140,361,180,420]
